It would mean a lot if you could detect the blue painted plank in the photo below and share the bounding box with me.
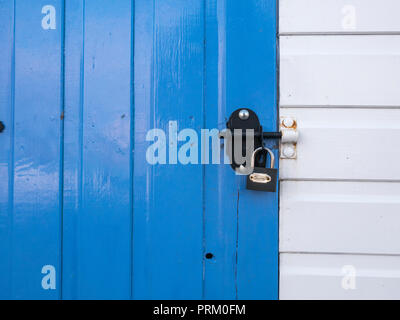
[63,0,133,299]
[62,0,83,299]
[0,0,14,300]
[133,0,205,299]
[231,0,278,300]
[203,0,238,299]
[10,0,64,299]
[204,0,278,300]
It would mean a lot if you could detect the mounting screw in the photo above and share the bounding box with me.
[282,144,296,158]
[238,109,250,121]
[0,121,5,133]
[282,117,295,128]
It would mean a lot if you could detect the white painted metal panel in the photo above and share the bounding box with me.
[280,36,400,107]
[280,253,400,300]
[280,0,400,34]
[280,181,400,254]
[280,108,400,180]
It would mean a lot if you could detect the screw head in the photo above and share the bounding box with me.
[282,145,296,158]
[238,109,250,121]
[282,117,295,128]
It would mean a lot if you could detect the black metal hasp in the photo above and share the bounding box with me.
[221,108,282,171]
[0,121,5,133]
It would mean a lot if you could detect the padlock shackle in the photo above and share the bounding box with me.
[250,147,275,169]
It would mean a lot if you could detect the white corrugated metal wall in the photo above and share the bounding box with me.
[279,0,400,299]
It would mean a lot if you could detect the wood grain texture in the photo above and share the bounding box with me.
[280,181,400,254]
[280,108,400,180]
[280,0,400,34]
[281,253,400,300]
[280,36,400,107]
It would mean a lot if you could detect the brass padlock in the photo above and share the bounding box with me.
[246,147,277,192]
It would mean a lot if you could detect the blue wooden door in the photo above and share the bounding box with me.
[0,0,277,300]
[133,0,278,300]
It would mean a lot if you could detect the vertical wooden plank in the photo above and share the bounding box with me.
[233,0,278,299]
[133,0,204,299]
[62,0,83,299]
[0,0,14,299]
[204,0,278,299]
[11,0,63,299]
[203,0,238,299]
[63,0,133,299]
[204,0,278,300]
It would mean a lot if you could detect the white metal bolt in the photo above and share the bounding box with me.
[282,145,296,158]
